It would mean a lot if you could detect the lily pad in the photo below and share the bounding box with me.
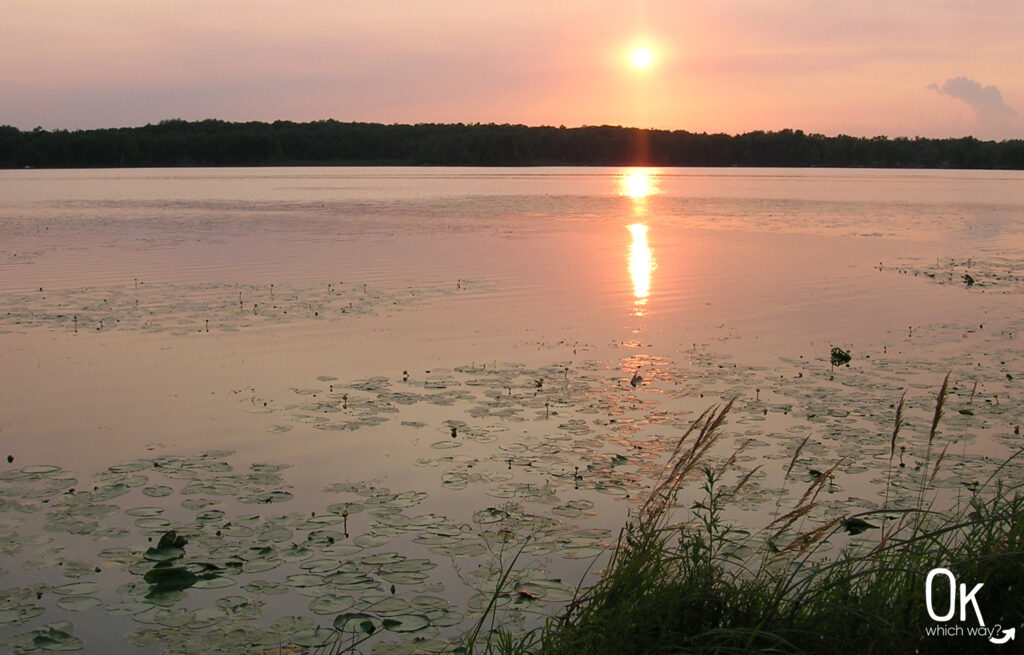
[841,517,877,535]
[191,576,234,589]
[142,486,173,498]
[300,559,341,574]
[144,545,184,562]
[0,604,45,626]
[53,582,98,596]
[333,612,380,635]
[32,627,84,651]
[285,574,325,588]
[291,627,337,648]
[309,593,357,615]
[354,533,390,548]
[238,490,293,504]
[380,571,429,585]
[363,596,412,616]
[105,601,153,616]
[381,614,431,633]
[472,507,510,524]
[134,517,172,530]
[55,596,102,612]
[143,567,198,592]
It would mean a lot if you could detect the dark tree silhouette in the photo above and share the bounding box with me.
[1,120,1021,169]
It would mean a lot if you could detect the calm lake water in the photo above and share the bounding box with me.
[2,167,1024,653]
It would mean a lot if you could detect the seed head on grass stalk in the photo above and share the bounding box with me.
[771,472,846,555]
[731,464,763,496]
[928,372,949,447]
[538,379,1024,655]
[759,433,814,557]
[785,434,812,481]
[781,516,843,556]
[794,457,846,510]
[539,401,742,654]
[766,502,821,545]
[881,392,906,538]
[914,372,950,535]
[890,392,905,463]
[928,443,950,487]
[716,439,750,479]
[639,399,734,527]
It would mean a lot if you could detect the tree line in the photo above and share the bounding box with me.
[1,119,1022,169]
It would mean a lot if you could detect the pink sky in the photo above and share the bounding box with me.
[3,0,1022,139]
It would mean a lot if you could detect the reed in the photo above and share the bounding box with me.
[465,381,1024,655]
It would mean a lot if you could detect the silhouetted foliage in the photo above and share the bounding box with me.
[1,120,1022,169]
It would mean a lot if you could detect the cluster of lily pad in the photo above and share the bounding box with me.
[5,308,1024,652]
[0,278,484,335]
[883,252,1024,293]
[1,445,589,654]
[247,361,690,511]
[244,307,1024,555]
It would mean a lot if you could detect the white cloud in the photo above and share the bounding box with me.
[928,77,1019,140]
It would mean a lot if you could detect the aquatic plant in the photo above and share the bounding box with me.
[4,346,1023,654]
[830,346,852,367]
[471,382,1024,655]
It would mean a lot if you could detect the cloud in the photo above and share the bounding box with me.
[928,77,1018,139]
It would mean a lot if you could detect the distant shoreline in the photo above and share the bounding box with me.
[2,120,1022,170]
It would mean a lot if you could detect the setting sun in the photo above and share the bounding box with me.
[631,46,654,69]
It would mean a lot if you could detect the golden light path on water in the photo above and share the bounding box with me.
[627,223,654,311]
[619,168,658,316]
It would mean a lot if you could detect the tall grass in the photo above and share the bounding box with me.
[467,382,1024,655]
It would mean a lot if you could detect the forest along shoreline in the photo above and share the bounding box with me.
[3,120,1023,169]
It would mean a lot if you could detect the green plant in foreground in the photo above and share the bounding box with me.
[467,381,1024,655]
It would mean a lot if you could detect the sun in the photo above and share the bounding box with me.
[631,46,654,69]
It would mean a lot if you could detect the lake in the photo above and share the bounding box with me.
[2,167,1024,653]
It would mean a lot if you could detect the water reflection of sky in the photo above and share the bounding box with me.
[619,168,658,316]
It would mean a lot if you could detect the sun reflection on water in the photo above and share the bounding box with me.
[619,168,658,200]
[627,223,655,314]
[619,169,658,316]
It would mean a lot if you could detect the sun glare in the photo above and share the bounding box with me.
[631,47,654,69]
[619,168,657,199]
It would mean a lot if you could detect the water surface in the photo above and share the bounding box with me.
[2,167,1024,653]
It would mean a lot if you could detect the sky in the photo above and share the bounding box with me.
[3,0,1022,140]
